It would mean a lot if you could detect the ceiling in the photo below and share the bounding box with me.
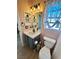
[17,0,48,17]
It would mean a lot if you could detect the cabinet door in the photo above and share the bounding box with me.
[28,37,33,48]
[26,37,29,46]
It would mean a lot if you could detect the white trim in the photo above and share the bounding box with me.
[17,14,24,46]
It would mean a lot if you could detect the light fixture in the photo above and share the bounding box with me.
[33,7,35,10]
[34,5,38,9]
[30,3,40,10]
[31,9,32,12]
[38,6,40,9]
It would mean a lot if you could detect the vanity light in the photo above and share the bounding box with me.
[38,3,40,6]
[31,9,32,12]
[33,7,35,11]
[38,6,40,9]
[34,5,38,9]
[30,3,40,11]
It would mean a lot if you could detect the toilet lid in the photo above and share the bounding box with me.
[39,46,51,59]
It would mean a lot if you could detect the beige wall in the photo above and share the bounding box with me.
[42,29,60,40]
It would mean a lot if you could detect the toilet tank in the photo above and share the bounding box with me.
[44,36,56,48]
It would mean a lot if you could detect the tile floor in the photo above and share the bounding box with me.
[17,33,39,59]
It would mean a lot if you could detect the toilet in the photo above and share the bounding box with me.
[39,36,56,59]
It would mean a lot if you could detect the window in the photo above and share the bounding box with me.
[44,2,61,30]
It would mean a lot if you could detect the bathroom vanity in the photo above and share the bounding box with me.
[23,30,41,48]
[20,12,42,48]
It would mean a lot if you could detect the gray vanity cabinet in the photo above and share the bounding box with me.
[26,35,40,48]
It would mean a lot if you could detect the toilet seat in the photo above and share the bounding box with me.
[39,46,51,59]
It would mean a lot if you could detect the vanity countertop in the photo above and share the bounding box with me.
[23,30,41,39]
